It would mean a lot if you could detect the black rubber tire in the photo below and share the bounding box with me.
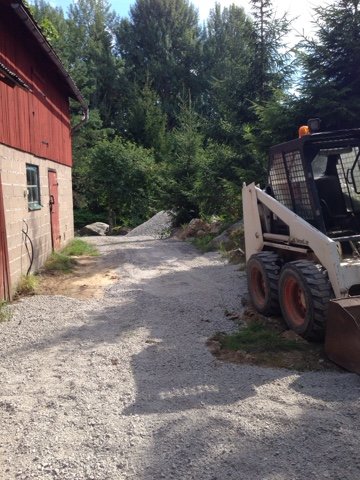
[278,260,333,341]
[246,252,281,316]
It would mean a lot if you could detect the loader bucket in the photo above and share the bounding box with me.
[325,297,360,374]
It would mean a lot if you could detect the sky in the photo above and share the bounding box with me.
[50,0,325,39]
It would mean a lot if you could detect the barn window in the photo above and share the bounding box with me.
[26,164,41,210]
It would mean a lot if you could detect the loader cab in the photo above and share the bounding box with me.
[267,128,360,239]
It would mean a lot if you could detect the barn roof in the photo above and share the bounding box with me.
[10,0,88,116]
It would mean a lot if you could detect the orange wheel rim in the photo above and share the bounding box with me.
[283,275,306,327]
[250,265,266,307]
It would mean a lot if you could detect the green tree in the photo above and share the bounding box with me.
[29,0,67,46]
[299,0,360,129]
[72,110,114,212]
[65,0,126,127]
[89,137,158,228]
[201,3,256,144]
[161,100,206,223]
[126,82,167,157]
[249,0,291,102]
[195,141,244,219]
[116,0,202,124]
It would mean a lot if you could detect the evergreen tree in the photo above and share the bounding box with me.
[115,0,202,124]
[201,4,255,145]
[161,99,206,223]
[249,0,290,102]
[300,0,360,129]
[126,82,167,158]
[64,0,126,128]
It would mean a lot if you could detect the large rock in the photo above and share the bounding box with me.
[80,222,109,236]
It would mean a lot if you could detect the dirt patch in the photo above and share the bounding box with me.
[37,255,119,299]
[208,307,343,372]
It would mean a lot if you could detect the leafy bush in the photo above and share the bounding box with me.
[74,209,107,229]
[89,137,159,227]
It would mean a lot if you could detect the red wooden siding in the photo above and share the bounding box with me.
[0,6,73,167]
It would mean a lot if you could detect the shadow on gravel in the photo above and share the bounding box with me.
[5,238,360,480]
[136,405,360,480]
[289,373,360,402]
[4,242,289,414]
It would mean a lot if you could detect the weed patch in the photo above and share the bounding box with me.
[44,252,76,273]
[61,239,99,257]
[15,274,39,297]
[43,240,98,274]
[217,321,308,353]
[191,234,217,253]
[208,310,340,372]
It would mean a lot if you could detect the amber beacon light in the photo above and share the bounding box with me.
[298,125,310,138]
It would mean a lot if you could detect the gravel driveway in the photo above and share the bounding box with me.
[1,236,360,480]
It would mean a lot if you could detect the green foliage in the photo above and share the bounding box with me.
[15,275,39,297]
[30,0,335,228]
[195,142,244,219]
[116,0,202,123]
[219,322,308,353]
[89,136,159,227]
[160,100,205,224]
[72,109,113,212]
[126,83,167,156]
[43,240,98,273]
[74,209,107,229]
[191,234,217,253]
[249,0,291,102]
[44,252,76,273]
[61,239,99,257]
[202,3,257,140]
[299,0,360,130]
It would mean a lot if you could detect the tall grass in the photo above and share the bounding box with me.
[61,239,99,257]
[15,274,39,297]
[43,239,99,274]
[44,252,76,273]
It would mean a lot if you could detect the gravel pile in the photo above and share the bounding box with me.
[1,236,360,480]
[126,211,173,238]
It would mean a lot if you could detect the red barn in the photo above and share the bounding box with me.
[0,0,87,299]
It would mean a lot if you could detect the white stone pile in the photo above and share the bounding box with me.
[126,211,173,238]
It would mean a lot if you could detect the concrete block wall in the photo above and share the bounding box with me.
[0,143,74,293]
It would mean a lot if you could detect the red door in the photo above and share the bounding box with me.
[0,175,11,300]
[48,170,61,250]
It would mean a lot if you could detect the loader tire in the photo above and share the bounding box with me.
[247,252,281,316]
[278,260,333,341]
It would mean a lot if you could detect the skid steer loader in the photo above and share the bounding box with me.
[243,120,360,373]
